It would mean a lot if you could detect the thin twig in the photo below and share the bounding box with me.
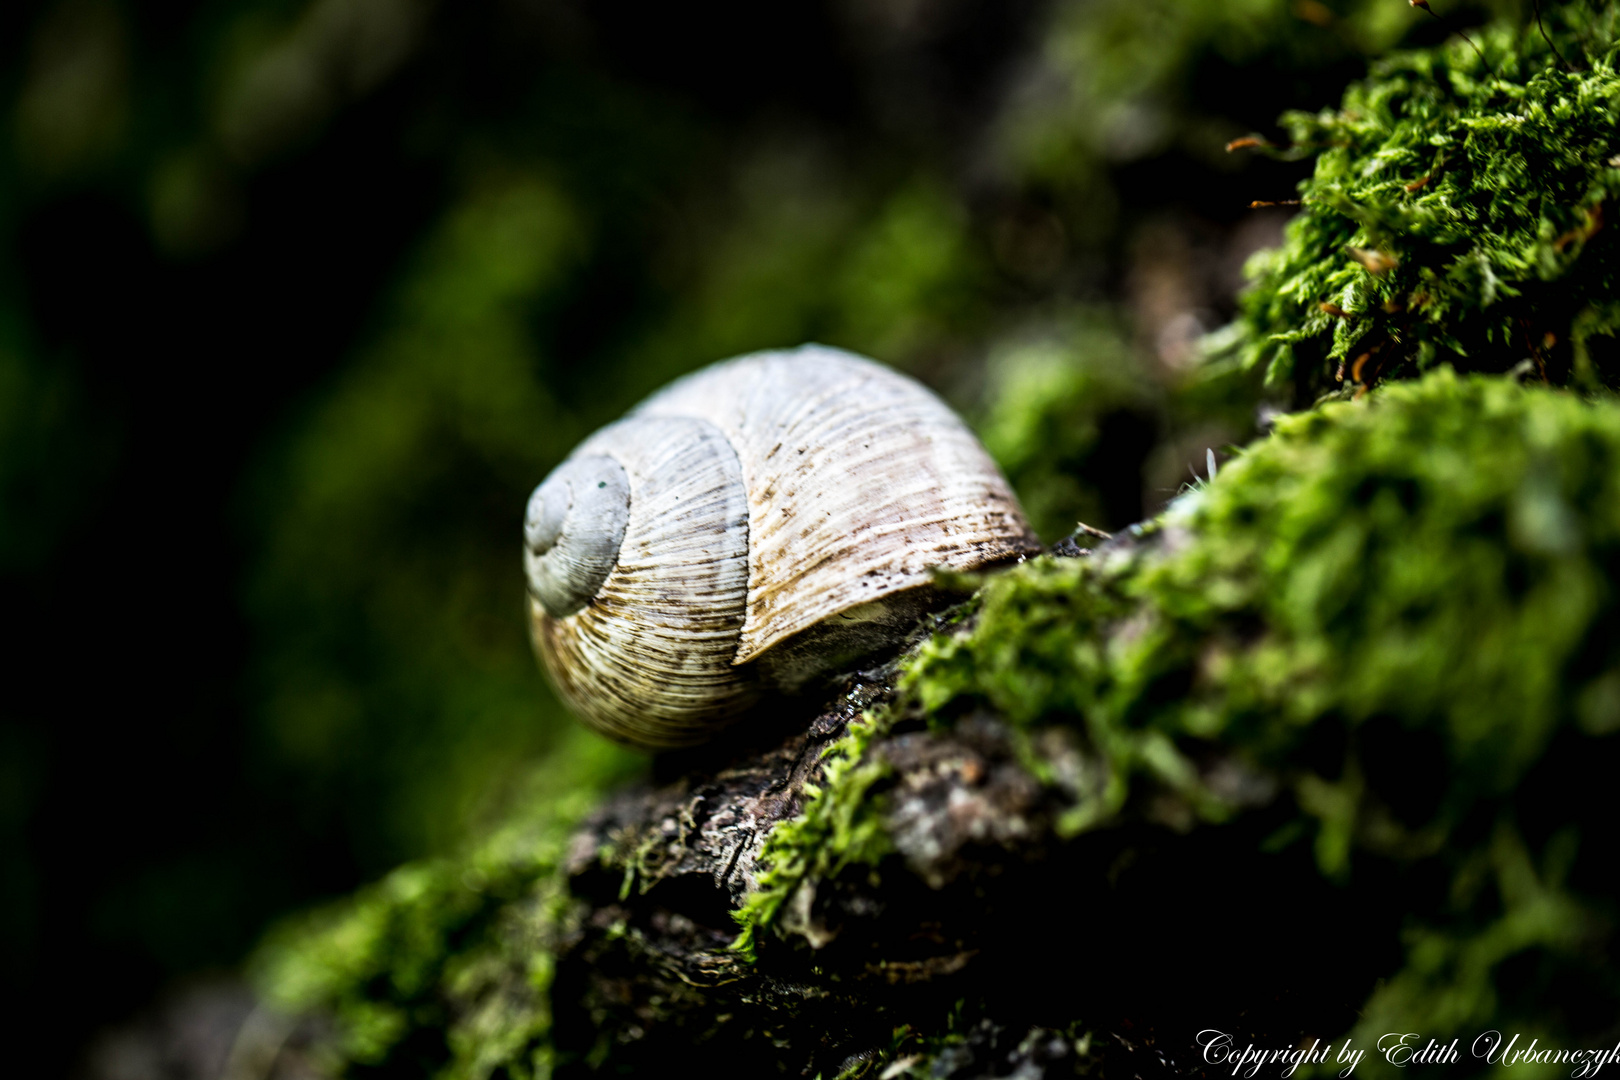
[1532,0,1574,70]
[1411,0,1492,73]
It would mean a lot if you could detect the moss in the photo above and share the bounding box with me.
[249,732,634,1079]
[1226,1,1620,400]
[921,371,1620,819]
[742,370,1620,1059]
[729,708,898,960]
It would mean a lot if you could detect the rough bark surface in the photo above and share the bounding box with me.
[546,624,1370,1078]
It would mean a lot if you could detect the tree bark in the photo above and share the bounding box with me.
[546,564,1375,1078]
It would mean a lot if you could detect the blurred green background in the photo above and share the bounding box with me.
[0,0,1513,1072]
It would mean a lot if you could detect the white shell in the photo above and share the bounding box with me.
[527,345,1040,748]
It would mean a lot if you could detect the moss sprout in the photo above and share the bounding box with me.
[1227,2,1620,400]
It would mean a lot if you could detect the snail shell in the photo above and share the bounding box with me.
[525,345,1040,748]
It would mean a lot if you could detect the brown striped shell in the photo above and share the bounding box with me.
[525,345,1041,748]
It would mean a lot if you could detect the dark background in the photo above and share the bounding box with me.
[0,0,1493,1072]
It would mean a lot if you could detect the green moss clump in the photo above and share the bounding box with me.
[249,733,634,1080]
[1229,3,1620,400]
[920,370,1619,840]
[746,370,1620,1053]
[729,708,898,960]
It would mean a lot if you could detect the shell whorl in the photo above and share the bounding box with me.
[523,455,631,618]
[529,414,755,746]
[527,344,1042,748]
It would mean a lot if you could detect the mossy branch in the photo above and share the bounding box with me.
[245,9,1620,1076]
